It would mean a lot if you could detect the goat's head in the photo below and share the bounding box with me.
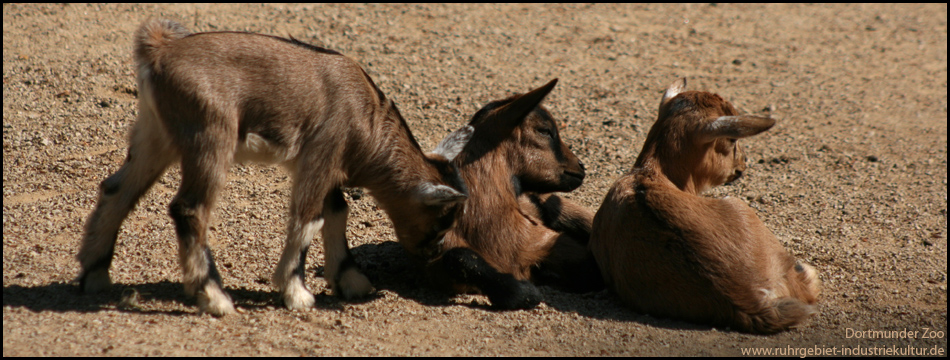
[638,78,775,194]
[462,79,585,193]
[383,125,475,247]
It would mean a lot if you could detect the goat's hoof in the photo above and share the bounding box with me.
[282,278,316,310]
[197,284,236,317]
[490,281,542,310]
[337,267,375,299]
[78,268,112,294]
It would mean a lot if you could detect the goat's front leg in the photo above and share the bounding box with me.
[273,191,324,310]
[519,193,604,292]
[321,188,374,299]
[438,247,541,310]
[519,193,593,244]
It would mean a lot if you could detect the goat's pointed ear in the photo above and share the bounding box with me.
[431,125,474,161]
[660,77,687,107]
[416,183,467,206]
[700,115,776,142]
[496,78,558,131]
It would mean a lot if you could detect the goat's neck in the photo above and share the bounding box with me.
[455,150,522,235]
[463,151,520,210]
[449,150,527,262]
[634,151,705,195]
[354,109,439,205]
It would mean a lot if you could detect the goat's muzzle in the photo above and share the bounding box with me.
[724,169,743,185]
[559,170,585,191]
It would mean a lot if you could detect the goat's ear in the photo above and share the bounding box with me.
[700,115,776,142]
[431,125,474,161]
[415,182,467,206]
[496,78,558,132]
[660,77,687,107]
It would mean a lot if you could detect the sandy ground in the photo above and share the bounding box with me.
[3,3,947,356]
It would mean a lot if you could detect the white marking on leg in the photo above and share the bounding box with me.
[176,238,236,315]
[323,204,374,298]
[282,275,316,310]
[338,267,375,299]
[198,281,236,316]
[274,218,323,307]
[179,233,210,297]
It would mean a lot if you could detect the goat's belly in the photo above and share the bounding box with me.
[234,133,296,165]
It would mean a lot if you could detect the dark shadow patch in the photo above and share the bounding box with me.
[341,241,711,331]
[1,279,343,316]
[342,241,456,307]
[538,285,755,333]
[343,240,759,333]
[4,281,192,315]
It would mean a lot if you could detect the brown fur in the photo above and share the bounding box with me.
[77,19,474,316]
[414,81,603,307]
[589,78,820,333]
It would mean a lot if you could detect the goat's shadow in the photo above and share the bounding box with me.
[3,241,745,334]
[3,280,189,315]
[1,279,295,316]
[0,241,436,316]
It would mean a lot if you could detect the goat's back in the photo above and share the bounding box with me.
[137,24,377,117]
[134,19,407,182]
[590,173,820,333]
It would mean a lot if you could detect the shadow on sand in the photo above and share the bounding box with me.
[349,241,725,333]
[3,240,733,333]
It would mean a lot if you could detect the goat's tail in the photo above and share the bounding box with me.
[735,296,817,334]
[134,19,191,75]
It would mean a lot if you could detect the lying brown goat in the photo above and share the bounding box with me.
[407,80,604,309]
[589,78,820,333]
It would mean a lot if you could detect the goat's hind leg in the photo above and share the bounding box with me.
[77,109,177,293]
[534,232,605,293]
[169,144,234,316]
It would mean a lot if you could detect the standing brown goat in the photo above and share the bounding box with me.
[77,19,475,316]
[415,80,603,309]
[589,78,820,333]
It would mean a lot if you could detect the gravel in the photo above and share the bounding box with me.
[3,3,947,356]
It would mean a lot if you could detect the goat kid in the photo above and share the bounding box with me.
[77,19,473,316]
[413,80,603,309]
[589,78,820,333]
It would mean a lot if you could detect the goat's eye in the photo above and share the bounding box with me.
[537,128,554,138]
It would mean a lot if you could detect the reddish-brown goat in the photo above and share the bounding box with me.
[411,80,603,309]
[589,78,820,333]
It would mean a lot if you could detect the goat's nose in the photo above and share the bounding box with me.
[733,169,743,179]
[578,160,586,172]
